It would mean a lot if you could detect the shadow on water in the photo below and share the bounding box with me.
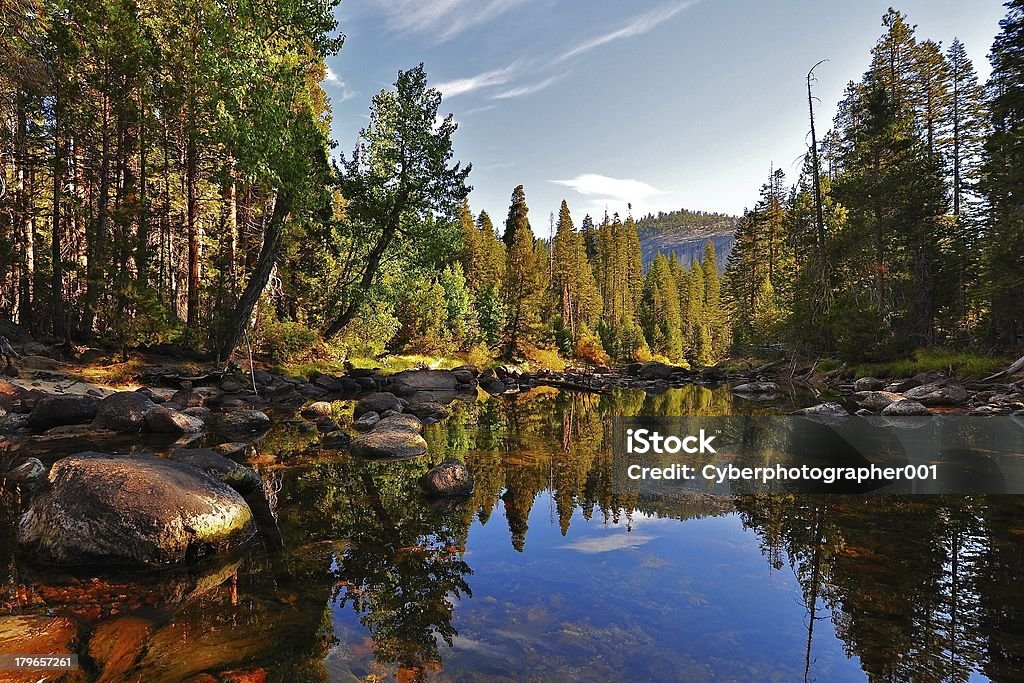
[0,384,1023,680]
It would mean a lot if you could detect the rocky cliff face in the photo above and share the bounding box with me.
[636,209,737,272]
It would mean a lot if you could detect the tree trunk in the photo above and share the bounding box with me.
[52,92,66,340]
[136,88,150,288]
[219,191,292,362]
[323,223,399,339]
[186,125,200,328]
[84,91,111,336]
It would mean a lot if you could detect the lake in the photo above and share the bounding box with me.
[1,384,1021,681]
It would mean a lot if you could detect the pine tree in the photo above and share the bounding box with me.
[503,185,529,249]
[685,261,705,363]
[640,253,683,361]
[982,0,1024,343]
[946,38,987,220]
[502,185,544,356]
[701,240,728,359]
[551,200,601,345]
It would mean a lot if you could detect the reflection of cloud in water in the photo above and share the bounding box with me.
[562,533,656,553]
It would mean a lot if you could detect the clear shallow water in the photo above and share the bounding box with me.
[1,385,1022,681]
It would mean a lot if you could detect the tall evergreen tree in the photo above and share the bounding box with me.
[501,185,544,356]
[982,0,1024,343]
[503,184,529,249]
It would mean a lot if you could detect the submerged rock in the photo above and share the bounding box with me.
[218,409,271,435]
[18,453,255,567]
[0,615,83,682]
[92,391,157,433]
[421,461,474,497]
[321,430,351,448]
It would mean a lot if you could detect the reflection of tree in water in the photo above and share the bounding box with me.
[737,495,1000,682]
[287,456,473,679]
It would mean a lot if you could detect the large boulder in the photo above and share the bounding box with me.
[349,430,428,459]
[28,394,99,430]
[421,461,474,497]
[217,409,271,435]
[353,392,403,418]
[92,391,157,433]
[18,453,255,567]
[903,379,968,406]
[145,407,205,434]
[637,362,677,381]
[389,369,459,392]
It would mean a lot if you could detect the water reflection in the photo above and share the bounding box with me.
[0,385,1022,681]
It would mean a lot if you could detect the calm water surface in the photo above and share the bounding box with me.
[2,385,1022,681]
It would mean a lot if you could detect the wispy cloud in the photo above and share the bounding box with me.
[558,1,696,62]
[370,0,530,42]
[551,174,663,202]
[435,62,521,99]
[491,73,566,100]
[324,66,357,102]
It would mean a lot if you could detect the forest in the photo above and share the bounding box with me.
[1,2,1022,370]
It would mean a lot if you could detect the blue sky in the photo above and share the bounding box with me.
[323,1,1006,228]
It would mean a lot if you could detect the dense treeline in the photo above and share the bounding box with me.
[1,0,728,367]
[635,208,737,239]
[725,7,1024,359]
[5,2,1020,368]
[0,0,342,360]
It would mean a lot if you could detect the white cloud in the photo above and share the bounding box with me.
[324,66,357,102]
[490,73,566,100]
[435,62,521,98]
[550,174,664,202]
[562,533,655,554]
[558,1,697,62]
[370,0,530,42]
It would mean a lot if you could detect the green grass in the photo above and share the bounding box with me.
[279,349,502,379]
[847,348,1013,380]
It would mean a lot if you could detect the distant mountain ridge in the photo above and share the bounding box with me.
[636,209,738,272]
